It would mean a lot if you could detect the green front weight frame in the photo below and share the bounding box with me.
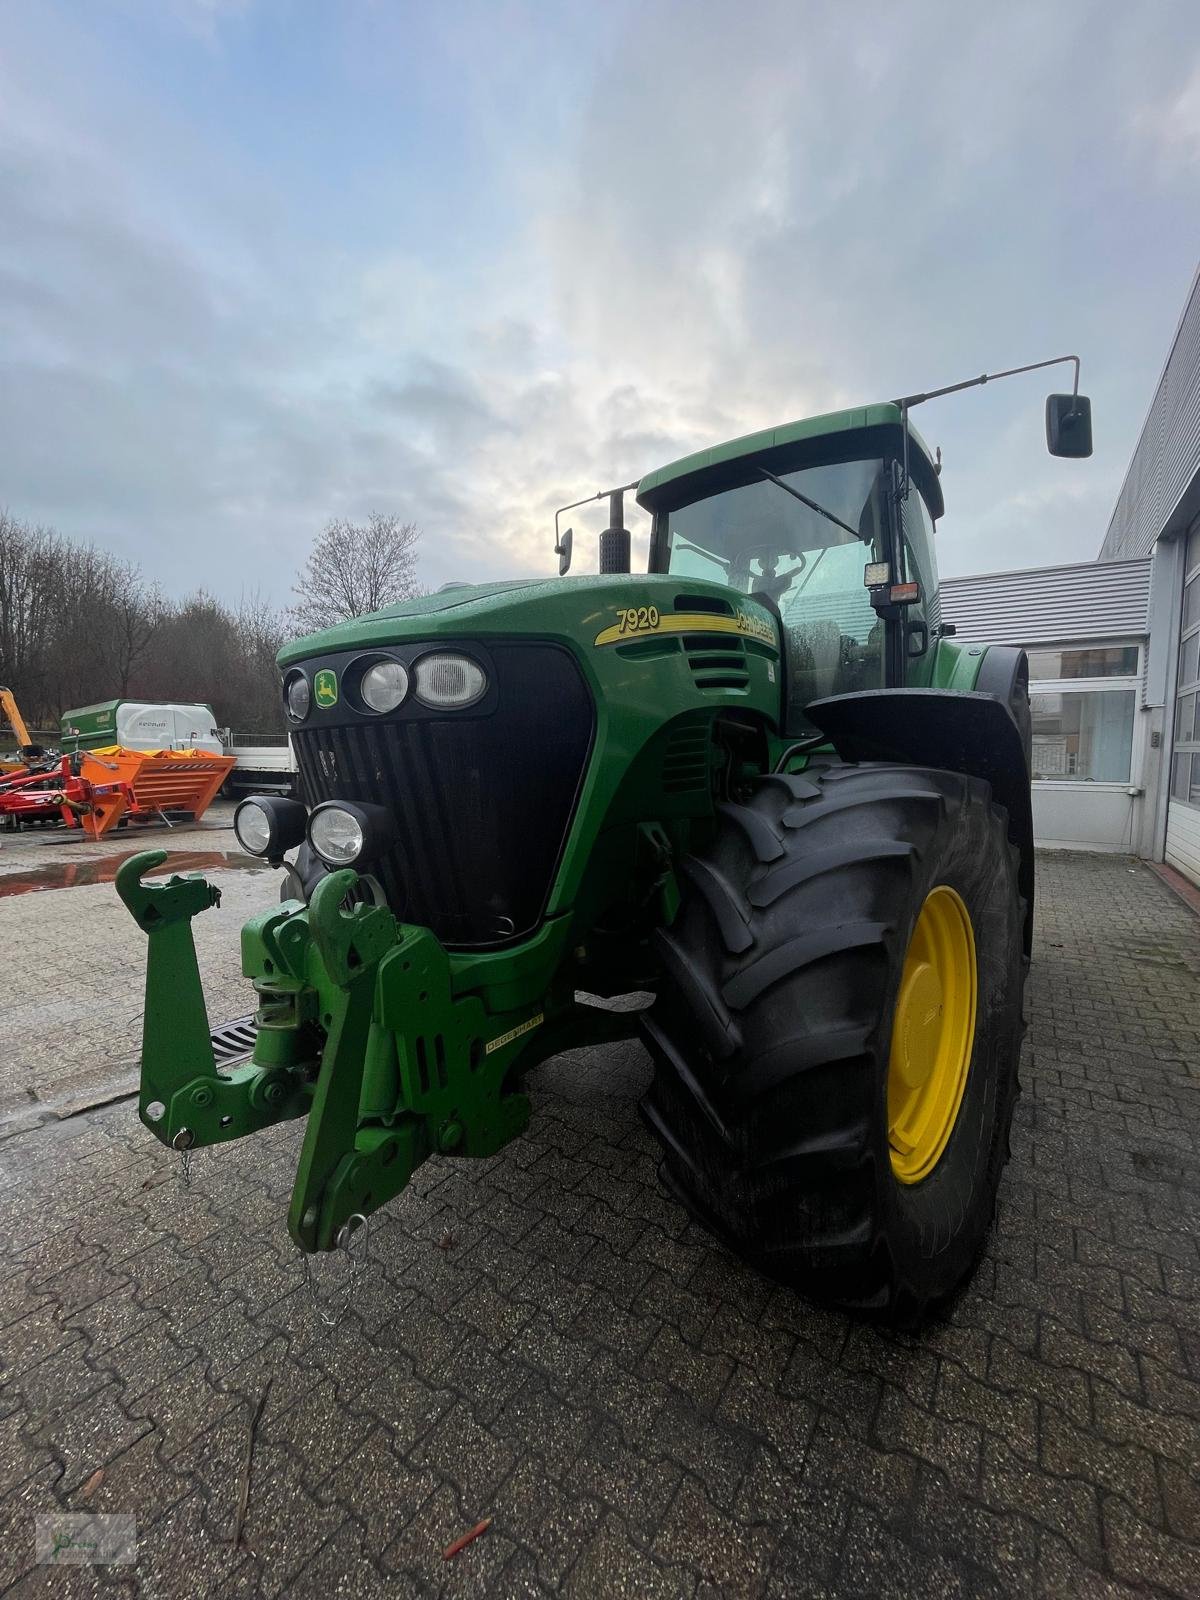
[116,849,553,1251]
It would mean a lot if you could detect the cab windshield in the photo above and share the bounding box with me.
[662,455,891,725]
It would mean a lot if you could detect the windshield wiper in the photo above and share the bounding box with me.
[753,467,862,543]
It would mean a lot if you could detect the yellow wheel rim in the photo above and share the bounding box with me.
[888,884,977,1185]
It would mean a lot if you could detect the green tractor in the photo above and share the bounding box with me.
[117,361,1092,1317]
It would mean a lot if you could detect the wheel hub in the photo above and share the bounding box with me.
[888,884,977,1184]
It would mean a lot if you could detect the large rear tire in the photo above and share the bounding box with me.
[640,760,1026,1318]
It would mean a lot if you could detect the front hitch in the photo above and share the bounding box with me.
[116,850,312,1149]
[119,851,545,1256]
[287,869,404,1251]
[287,868,536,1251]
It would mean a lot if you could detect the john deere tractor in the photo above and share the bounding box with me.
[117,361,1092,1316]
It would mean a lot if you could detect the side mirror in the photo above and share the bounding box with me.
[1046,393,1093,458]
[555,526,573,577]
[906,620,929,658]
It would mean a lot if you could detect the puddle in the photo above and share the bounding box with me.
[0,849,270,899]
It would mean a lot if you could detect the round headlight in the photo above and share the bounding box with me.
[308,804,365,866]
[284,672,311,722]
[413,653,487,709]
[360,659,410,713]
[233,795,309,860]
[234,799,272,855]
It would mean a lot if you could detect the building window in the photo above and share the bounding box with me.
[1171,753,1200,804]
[1026,638,1141,785]
[1173,528,1200,810]
[1176,690,1196,743]
[1026,644,1139,679]
[1031,689,1136,781]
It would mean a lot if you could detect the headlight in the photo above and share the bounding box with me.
[235,800,272,854]
[413,652,487,709]
[307,800,396,867]
[309,805,363,865]
[284,671,311,722]
[234,796,309,859]
[360,658,410,713]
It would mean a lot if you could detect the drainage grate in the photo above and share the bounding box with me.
[211,1014,258,1067]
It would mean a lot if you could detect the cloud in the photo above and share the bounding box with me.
[519,1,1200,577]
[0,0,1197,613]
[1133,61,1200,170]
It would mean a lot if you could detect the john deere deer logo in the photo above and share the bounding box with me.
[314,670,338,708]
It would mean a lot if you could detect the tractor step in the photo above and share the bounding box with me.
[210,1014,258,1066]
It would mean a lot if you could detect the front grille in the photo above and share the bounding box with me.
[292,643,594,947]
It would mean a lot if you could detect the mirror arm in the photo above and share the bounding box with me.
[894,354,1081,411]
[893,354,1084,499]
[553,479,640,574]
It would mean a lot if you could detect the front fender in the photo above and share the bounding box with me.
[806,683,1035,954]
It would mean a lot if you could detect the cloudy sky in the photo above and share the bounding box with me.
[2,1,1198,603]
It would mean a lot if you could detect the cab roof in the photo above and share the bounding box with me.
[636,401,944,520]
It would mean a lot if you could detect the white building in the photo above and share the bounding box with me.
[1099,264,1200,886]
[944,263,1200,889]
[940,561,1152,854]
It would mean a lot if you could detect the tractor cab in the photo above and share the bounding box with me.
[637,404,944,729]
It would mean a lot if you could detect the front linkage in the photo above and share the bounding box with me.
[115,850,579,1251]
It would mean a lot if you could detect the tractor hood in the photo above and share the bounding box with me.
[277,574,770,667]
[274,570,783,955]
[278,580,541,663]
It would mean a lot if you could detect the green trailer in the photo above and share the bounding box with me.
[117,368,1091,1316]
[60,700,224,755]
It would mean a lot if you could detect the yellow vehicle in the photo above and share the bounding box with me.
[0,686,45,774]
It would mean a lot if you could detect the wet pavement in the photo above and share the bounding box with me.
[0,847,1198,1596]
[0,851,268,901]
[0,807,278,1126]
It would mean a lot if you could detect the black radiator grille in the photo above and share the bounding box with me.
[291,643,593,947]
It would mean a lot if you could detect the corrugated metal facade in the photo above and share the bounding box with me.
[1102,264,1200,559]
[938,559,1151,646]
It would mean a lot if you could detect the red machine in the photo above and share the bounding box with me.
[0,748,234,838]
[0,757,132,838]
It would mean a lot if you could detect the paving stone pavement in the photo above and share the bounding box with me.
[1,849,1199,1597]
[0,807,273,1121]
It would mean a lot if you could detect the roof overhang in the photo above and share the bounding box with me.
[636,403,944,521]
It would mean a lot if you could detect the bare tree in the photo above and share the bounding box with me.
[90,557,163,697]
[0,511,61,719]
[0,510,289,735]
[232,593,288,730]
[131,590,289,732]
[289,513,423,634]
